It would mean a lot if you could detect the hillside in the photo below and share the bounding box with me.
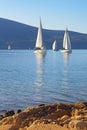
[0,18,87,49]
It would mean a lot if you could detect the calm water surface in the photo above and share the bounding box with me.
[0,50,87,111]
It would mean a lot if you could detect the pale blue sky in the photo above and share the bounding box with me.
[0,0,87,33]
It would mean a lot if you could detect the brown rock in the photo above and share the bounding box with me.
[61,115,70,121]
[0,102,87,130]
[69,120,87,130]
[4,110,15,117]
[74,102,87,109]
[17,109,22,113]
[0,115,4,120]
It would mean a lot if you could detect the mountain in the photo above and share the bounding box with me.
[0,18,87,49]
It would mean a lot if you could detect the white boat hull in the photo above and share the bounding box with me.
[61,49,72,53]
[34,49,46,55]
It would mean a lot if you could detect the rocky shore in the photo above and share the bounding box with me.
[0,102,87,130]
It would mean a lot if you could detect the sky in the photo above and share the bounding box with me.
[0,0,87,33]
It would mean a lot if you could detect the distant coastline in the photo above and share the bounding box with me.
[0,18,87,50]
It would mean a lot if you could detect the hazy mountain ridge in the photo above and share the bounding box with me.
[0,18,87,49]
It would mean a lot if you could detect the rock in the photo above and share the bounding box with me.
[74,102,87,109]
[0,102,87,129]
[0,115,4,120]
[72,108,79,116]
[61,115,70,121]
[38,104,45,106]
[69,120,87,130]
[58,115,71,126]
[75,115,84,120]
[17,109,22,113]
[4,110,15,117]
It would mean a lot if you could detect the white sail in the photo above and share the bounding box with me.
[35,18,43,48]
[61,28,72,53]
[63,28,71,50]
[8,44,11,50]
[52,40,58,51]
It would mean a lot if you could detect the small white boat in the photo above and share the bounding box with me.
[34,18,46,55]
[52,40,58,51]
[61,28,72,53]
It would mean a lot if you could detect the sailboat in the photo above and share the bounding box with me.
[34,18,46,54]
[52,40,58,51]
[8,44,11,50]
[61,28,72,53]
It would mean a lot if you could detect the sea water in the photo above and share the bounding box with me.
[0,50,87,111]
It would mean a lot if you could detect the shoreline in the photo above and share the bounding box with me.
[0,102,87,130]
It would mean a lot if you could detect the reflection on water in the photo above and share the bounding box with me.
[62,53,71,89]
[63,53,70,67]
[34,53,46,104]
[35,54,45,87]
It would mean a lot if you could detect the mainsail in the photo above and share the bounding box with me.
[52,40,58,51]
[63,28,71,50]
[8,44,11,50]
[35,19,43,48]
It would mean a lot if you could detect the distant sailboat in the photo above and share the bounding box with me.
[61,28,72,53]
[8,44,11,50]
[34,18,46,54]
[52,40,58,51]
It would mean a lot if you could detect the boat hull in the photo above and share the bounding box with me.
[61,49,72,53]
[34,49,46,55]
[53,48,58,51]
